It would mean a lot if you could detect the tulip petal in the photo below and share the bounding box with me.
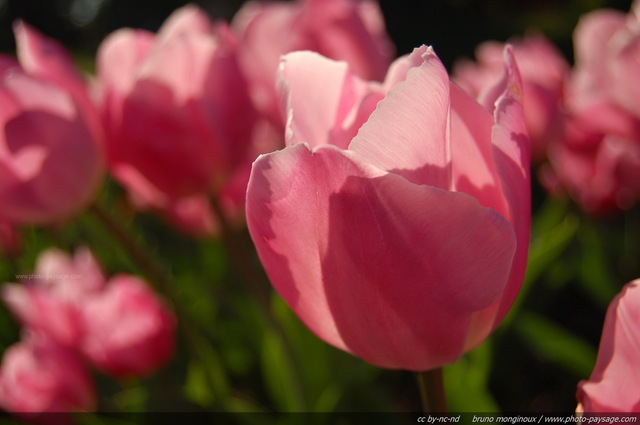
[81,275,176,378]
[97,28,155,97]
[278,51,382,149]
[0,74,102,223]
[349,45,452,190]
[466,46,531,348]
[449,82,509,219]
[302,0,394,81]
[610,28,640,117]
[578,280,640,412]
[139,30,216,104]
[573,10,627,72]
[156,4,213,41]
[247,143,516,370]
[0,334,96,415]
[13,21,87,100]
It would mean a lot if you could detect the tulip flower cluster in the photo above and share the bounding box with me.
[0,248,175,417]
[454,1,640,216]
[0,0,639,420]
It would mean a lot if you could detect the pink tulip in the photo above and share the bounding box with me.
[0,23,105,224]
[2,248,104,347]
[570,1,640,121]
[2,248,176,379]
[80,275,176,379]
[0,333,95,417]
[453,34,569,162]
[577,280,640,412]
[540,113,640,215]
[0,218,20,256]
[245,46,530,371]
[232,0,394,125]
[540,1,640,215]
[97,5,256,232]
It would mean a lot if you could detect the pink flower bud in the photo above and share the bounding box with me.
[0,218,20,256]
[453,34,569,163]
[0,23,104,225]
[2,248,105,347]
[2,248,176,380]
[233,0,394,125]
[0,333,95,418]
[80,275,176,379]
[577,280,640,412]
[542,1,640,215]
[97,5,256,230]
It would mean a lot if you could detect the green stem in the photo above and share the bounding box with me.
[90,202,229,408]
[208,196,307,409]
[89,203,172,295]
[208,197,271,306]
[417,368,448,413]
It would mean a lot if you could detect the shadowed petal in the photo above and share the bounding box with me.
[246,143,516,370]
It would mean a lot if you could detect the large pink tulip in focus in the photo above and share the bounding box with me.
[2,248,176,379]
[541,1,640,215]
[453,34,569,162]
[246,46,530,371]
[97,5,256,233]
[577,280,640,412]
[0,333,95,417]
[232,0,394,125]
[0,23,105,224]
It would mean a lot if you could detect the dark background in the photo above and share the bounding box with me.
[0,0,635,69]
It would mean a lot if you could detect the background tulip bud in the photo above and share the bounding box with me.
[0,333,96,417]
[2,248,104,347]
[80,275,176,379]
[541,2,640,215]
[97,5,257,231]
[0,23,104,225]
[233,0,394,126]
[577,280,640,412]
[453,34,569,163]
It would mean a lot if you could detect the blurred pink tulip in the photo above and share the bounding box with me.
[453,34,569,162]
[2,248,104,347]
[0,23,105,224]
[81,275,176,379]
[570,1,640,121]
[540,112,640,215]
[246,46,530,371]
[0,333,95,417]
[2,248,175,379]
[232,0,394,125]
[97,5,257,232]
[0,218,20,256]
[541,1,640,215]
[577,280,640,412]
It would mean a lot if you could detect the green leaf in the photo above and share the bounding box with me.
[184,334,230,408]
[260,327,306,412]
[513,311,597,378]
[577,221,619,308]
[445,340,499,412]
[502,203,580,327]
